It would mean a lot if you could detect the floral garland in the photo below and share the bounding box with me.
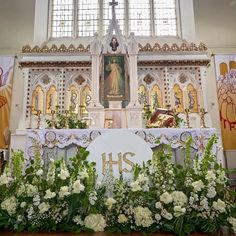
[0,135,236,235]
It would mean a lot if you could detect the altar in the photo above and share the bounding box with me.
[20,128,220,166]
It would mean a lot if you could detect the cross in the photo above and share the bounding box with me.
[109,0,118,20]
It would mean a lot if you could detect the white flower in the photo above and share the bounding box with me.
[36,169,43,176]
[155,213,161,221]
[59,186,70,198]
[118,214,128,224]
[26,184,38,197]
[73,215,84,225]
[84,214,106,232]
[200,197,209,210]
[173,206,186,217]
[206,170,216,181]
[38,202,50,214]
[155,202,162,209]
[58,169,70,180]
[1,196,18,215]
[20,202,26,208]
[33,195,40,206]
[161,209,173,220]
[133,206,153,228]
[228,217,236,233]
[171,191,188,206]
[192,180,205,192]
[105,197,116,210]
[130,181,141,192]
[160,192,173,204]
[212,199,226,213]
[137,174,149,183]
[72,180,85,194]
[16,185,25,196]
[0,174,13,185]
[44,189,56,199]
[207,186,216,198]
[78,171,88,179]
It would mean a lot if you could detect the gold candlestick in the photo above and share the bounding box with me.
[171,108,178,128]
[36,110,42,129]
[51,110,56,129]
[27,105,34,129]
[199,108,208,128]
[65,110,69,129]
[185,108,191,128]
[55,105,60,114]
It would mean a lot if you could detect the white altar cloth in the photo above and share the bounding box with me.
[25,128,218,162]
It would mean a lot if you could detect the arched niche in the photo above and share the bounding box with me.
[150,84,163,111]
[173,84,184,113]
[186,84,198,113]
[220,63,228,76]
[46,85,57,114]
[31,85,44,114]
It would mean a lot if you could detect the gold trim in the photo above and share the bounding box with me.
[22,44,90,54]
[19,61,91,68]
[138,60,210,67]
[138,42,207,52]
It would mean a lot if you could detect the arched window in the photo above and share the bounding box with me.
[49,0,178,38]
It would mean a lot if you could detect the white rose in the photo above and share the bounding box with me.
[118,214,128,224]
[72,180,85,194]
[212,199,226,213]
[155,202,162,209]
[155,213,161,221]
[130,181,142,192]
[84,214,106,232]
[171,191,188,206]
[192,180,205,192]
[173,206,186,217]
[58,169,70,180]
[20,202,27,208]
[105,197,116,210]
[44,189,56,199]
[228,217,236,233]
[160,192,173,204]
[59,186,70,198]
[38,202,50,214]
[161,209,173,220]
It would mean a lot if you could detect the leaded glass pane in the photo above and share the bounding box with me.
[154,0,177,36]
[78,0,99,36]
[129,0,151,36]
[51,0,74,37]
[103,0,125,34]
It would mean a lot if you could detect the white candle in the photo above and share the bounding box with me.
[51,93,57,110]
[198,90,204,108]
[38,90,44,112]
[65,90,71,110]
[184,90,189,109]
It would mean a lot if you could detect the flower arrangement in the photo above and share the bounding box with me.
[0,136,236,235]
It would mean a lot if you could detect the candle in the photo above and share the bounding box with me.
[65,90,71,110]
[51,93,57,111]
[38,90,44,112]
[184,90,189,109]
[198,90,204,108]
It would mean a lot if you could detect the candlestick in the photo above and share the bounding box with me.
[199,108,208,128]
[51,93,57,111]
[64,110,69,129]
[36,110,42,129]
[171,108,178,128]
[55,105,60,114]
[185,108,191,128]
[65,90,71,111]
[198,90,204,108]
[51,110,56,129]
[27,105,33,129]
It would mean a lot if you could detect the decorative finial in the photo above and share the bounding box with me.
[109,0,118,20]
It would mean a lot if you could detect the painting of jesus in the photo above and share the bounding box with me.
[103,55,127,100]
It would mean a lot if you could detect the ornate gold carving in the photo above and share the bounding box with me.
[22,43,90,54]
[143,74,154,85]
[178,73,188,84]
[138,42,208,52]
[19,61,91,68]
[74,75,85,85]
[40,75,51,85]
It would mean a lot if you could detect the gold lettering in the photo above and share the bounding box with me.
[102,152,123,174]
[122,152,135,172]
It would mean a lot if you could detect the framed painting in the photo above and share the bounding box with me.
[102,55,128,101]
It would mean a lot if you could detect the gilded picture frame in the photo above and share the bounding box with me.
[102,54,128,101]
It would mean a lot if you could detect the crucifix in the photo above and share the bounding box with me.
[109,0,118,20]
